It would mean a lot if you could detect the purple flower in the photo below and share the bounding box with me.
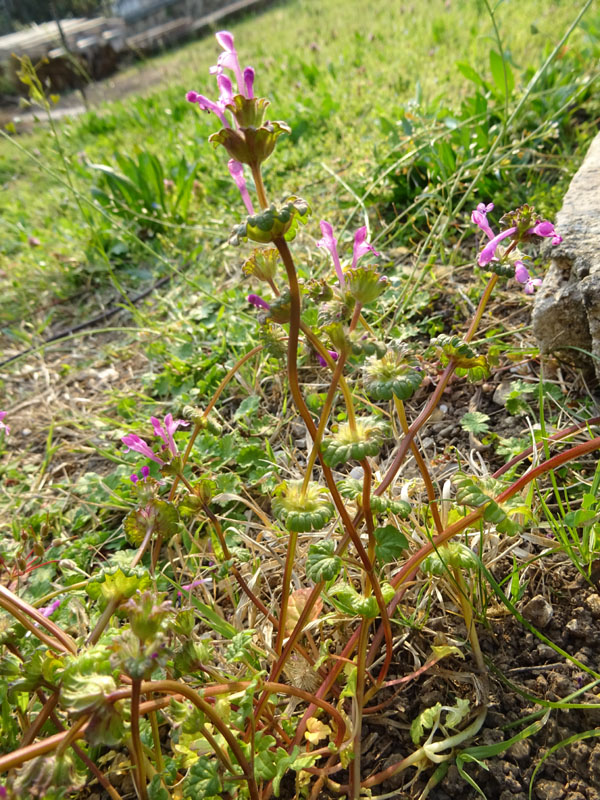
[471,202,495,240]
[243,67,255,99]
[473,204,563,267]
[185,90,230,128]
[228,159,254,214]
[122,434,164,466]
[316,221,345,288]
[150,413,189,458]
[352,226,380,268]
[514,261,530,284]
[0,411,9,435]
[317,221,379,289]
[478,227,517,266]
[210,30,254,99]
[514,261,542,295]
[317,349,339,367]
[130,465,151,484]
[528,220,562,245]
[247,293,271,311]
[0,785,6,798]
[40,598,62,617]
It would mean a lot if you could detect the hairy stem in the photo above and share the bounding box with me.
[130,679,148,800]
[394,396,443,533]
[250,163,269,209]
[274,529,298,656]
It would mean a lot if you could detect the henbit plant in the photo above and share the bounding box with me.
[1,30,600,800]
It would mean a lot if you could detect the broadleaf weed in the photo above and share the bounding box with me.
[0,4,599,800]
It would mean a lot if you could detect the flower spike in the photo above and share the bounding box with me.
[213,30,246,96]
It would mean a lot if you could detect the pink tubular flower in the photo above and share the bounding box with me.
[514,261,530,284]
[122,434,165,466]
[473,203,563,269]
[185,90,230,128]
[0,411,9,435]
[211,31,247,98]
[352,226,380,268]
[40,598,62,617]
[523,276,542,295]
[514,262,542,294]
[150,413,189,458]
[243,67,255,99]
[217,74,235,107]
[471,202,495,240]
[528,220,562,245]
[228,159,254,214]
[316,221,345,288]
[247,293,271,311]
[317,221,380,288]
[317,349,338,367]
[477,227,517,266]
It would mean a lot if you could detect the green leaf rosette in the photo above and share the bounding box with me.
[272,480,334,532]
[364,349,423,401]
[321,418,386,468]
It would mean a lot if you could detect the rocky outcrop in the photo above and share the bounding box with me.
[532,132,600,378]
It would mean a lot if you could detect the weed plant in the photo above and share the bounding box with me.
[0,2,600,800]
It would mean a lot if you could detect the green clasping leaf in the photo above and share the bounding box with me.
[272,481,334,532]
[364,349,423,401]
[321,418,386,468]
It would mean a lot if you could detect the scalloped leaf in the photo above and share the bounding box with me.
[374,525,409,563]
[306,541,342,582]
[86,566,151,605]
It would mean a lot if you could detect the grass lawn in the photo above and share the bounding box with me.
[0,0,599,797]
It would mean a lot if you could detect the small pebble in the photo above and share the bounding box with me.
[534,778,565,800]
[537,643,556,660]
[585,593,600,618]
[508,739,531,763]
[565,617,586,638]
[521,594,553,628]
